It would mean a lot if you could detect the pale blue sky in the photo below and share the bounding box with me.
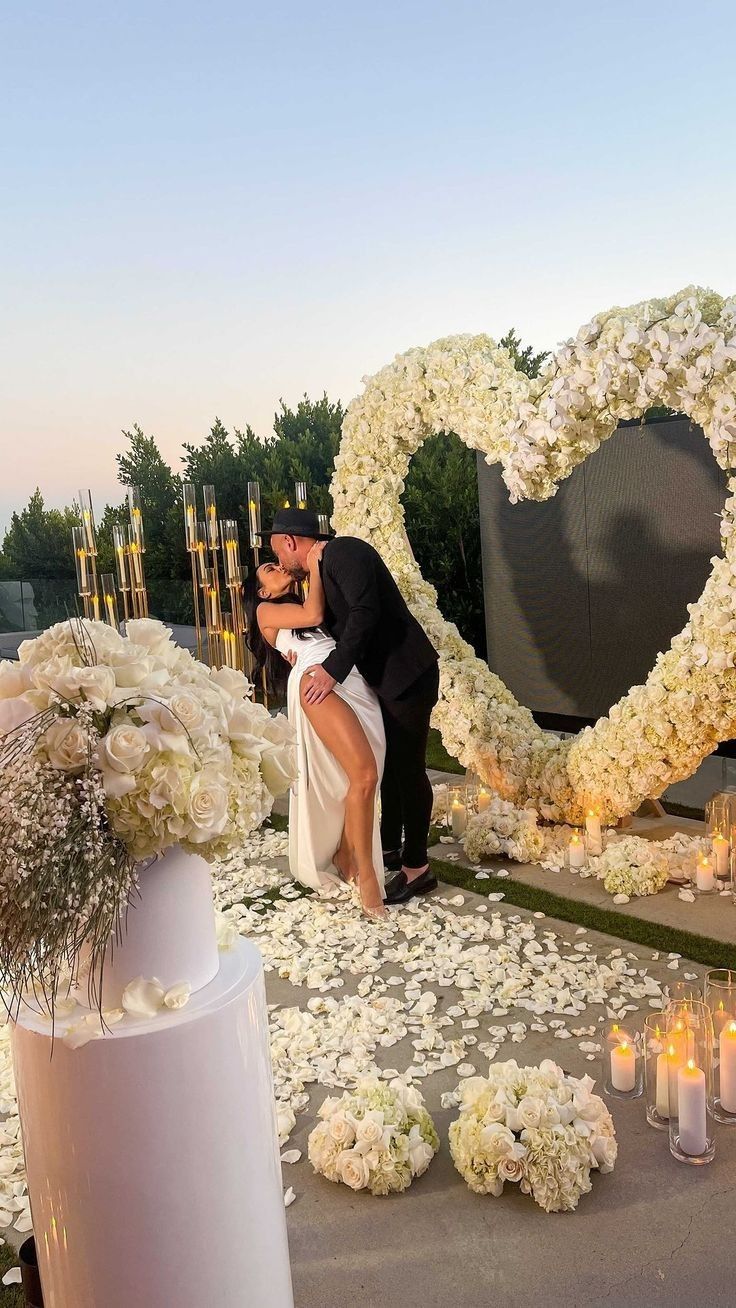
[1,0,735,533]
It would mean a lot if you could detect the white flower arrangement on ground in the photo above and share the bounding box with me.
[331,287,736,823]
[449,1059,616,1212]
[308,1077,439,1195]
[463,798,544,865]
[0,617,295,1010]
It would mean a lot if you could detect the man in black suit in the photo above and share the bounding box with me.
[270,507,439,904]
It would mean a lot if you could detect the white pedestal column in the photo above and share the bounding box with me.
[12,941,294,1308]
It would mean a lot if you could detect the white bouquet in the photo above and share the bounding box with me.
[463,797,544,864]
[593,832,706,898]
[308,1078,439,1196]
[449,1059,616,1212]
[0,618,296,1008]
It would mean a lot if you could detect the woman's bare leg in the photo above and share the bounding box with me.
[333,829,357,884]
[299,675,384,914]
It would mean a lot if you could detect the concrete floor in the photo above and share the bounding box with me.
[273,883,735,1308]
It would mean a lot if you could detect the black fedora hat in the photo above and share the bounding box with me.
[267,507,332,539]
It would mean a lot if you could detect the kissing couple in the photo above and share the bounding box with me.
[245,507,439,918]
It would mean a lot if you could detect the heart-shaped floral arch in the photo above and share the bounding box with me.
[330,287,736,823]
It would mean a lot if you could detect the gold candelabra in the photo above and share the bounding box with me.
[182,483,250,680]
[72,488,149,628]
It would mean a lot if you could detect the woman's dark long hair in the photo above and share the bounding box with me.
[243,570,315,700]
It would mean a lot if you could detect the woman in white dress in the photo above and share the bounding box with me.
[246,543,387,919]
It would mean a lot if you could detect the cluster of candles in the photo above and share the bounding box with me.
[604,970,736,1165]
[184,480,329,696]
[73,488,149,625]
[446,779,493,838]
[566,808,605,867]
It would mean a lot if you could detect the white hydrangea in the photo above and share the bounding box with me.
[308,1077,439,1196]
[449,1059,616,1212]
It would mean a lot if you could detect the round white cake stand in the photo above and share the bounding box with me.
[11,940,294,1308]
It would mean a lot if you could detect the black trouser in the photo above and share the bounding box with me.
[379,662,440,870]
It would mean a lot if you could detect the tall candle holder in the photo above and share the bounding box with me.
[112,524,131,623]
[77,489,99,602]
[294,481,308,510]
[221,519,247,673]
[317,513,330,537]
[182,485,204,661]
[246,482,268,705]
[203,567,222,668]
[644,1014,671,1129]
[72,525,92,611]
[601,1018,643,1099]
[100,573,119,629]
[667,1000,715,1164]
[125,488,149,618]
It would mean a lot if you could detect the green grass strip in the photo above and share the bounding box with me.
[430,854,736,969]
[0,1244,23,1308]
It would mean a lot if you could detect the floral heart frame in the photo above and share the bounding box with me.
[330,287,736,823]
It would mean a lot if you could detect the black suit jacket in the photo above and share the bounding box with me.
[320,536,438,700]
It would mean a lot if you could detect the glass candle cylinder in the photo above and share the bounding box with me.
[706,793,731,883]
[294,481,308,509]
[112,525,130,591]
[194,526,209,585]
[204,569,221,634]
[203,485,219,549]
[464,768,479,815]
[601,1020,643,1099]
[72,526,91,597]
[77,489,97,556]
[667,980,703,1005]
[704,969,736,1122]
[221,613,238,669]
[644,1014,672,1129]
[568,829,586,870]
[183,483,198,552]
[127,533,145,590]
[100,573,119,629]
[477,785,492,813]
[221,520,242,585]
[247,482,262,548]
[667,1001,715,1164]
[317,514,330,537]
[448,786,467,839]
[127,487,145,552]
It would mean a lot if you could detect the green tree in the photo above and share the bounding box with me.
[499,327,549,378]
[1,490,78,578]
[113,425,187,580]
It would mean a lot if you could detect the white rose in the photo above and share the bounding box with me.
[100,722,149,773]
[136,701,192,755]
[354,1113,386,1149]
[336,1148,370,1191]
[167,690,204,733]
[43,661,117,711]
[591,1133,617,1173]
[327,1113,355,1147]
[516,1096,545,1129]
[408,1137,435,1177]
[186,772,229,841]
[260,738,297,797]
[0,695,37,735]
[43,718,89,771]
[0,661,32,699]
[497,1154,525,1183]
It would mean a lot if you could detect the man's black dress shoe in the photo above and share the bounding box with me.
[383,848,403,874]
[384,867,438,905]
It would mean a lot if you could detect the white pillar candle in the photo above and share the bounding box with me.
[611,1041,636,1092]
[655,1051,671,1118]
[712,834,729,879]
[477,789,491,813]
[719,1021,736,1114]
[677,1060,707,1155]
[696,856,715,893]
[451,801,467,838]
[568,834,585,869]
[585,810,603,857]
